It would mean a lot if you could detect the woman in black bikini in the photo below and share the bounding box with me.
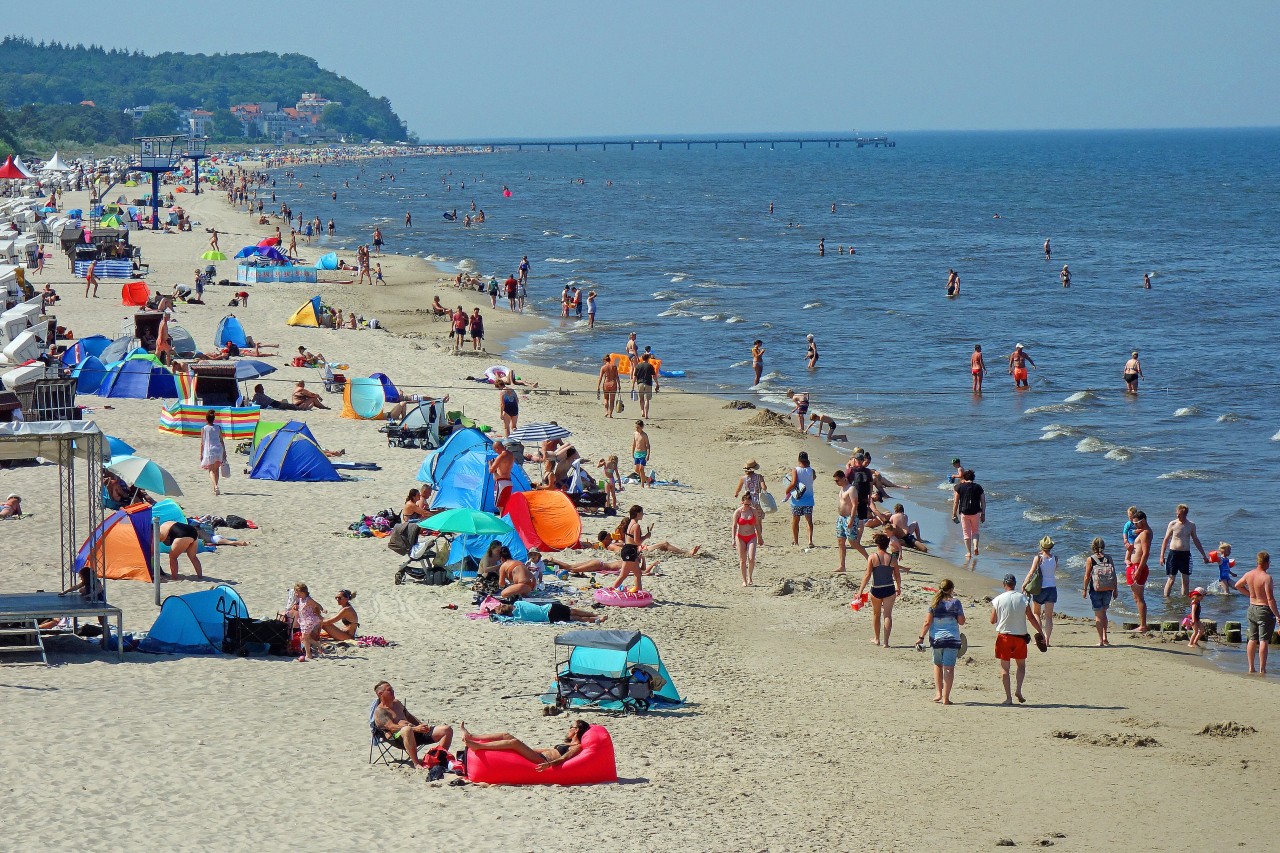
[319,589,359,641]
[459,720,590,771]
[857,533,902,647]
[159,520,203,580]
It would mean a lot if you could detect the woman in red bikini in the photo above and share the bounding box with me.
[732,492,759,587]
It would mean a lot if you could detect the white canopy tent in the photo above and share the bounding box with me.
[10,156,36,179]
[42,151,72,172]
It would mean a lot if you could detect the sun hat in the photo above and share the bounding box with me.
[1039,536,1055,550]
[1190,587,1206,598]
[743,459,759,470]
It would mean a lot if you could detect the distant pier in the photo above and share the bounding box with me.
[424,136,894,152]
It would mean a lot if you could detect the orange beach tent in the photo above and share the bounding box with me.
[501,490,582,552]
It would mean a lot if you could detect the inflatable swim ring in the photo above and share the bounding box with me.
[594,587,653,608]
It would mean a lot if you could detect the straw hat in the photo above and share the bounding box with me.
[743,459,759,471]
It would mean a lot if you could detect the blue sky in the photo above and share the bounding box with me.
[12,1,1280,138]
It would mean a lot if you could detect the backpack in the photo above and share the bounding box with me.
[1092,552,1117,591]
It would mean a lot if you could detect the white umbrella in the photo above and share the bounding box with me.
[508,422,572,443]
[106,454,184,496]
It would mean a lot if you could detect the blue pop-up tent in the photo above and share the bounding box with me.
[543,630,683,710]
[215,315,248,349]
[315,252,338,270]
[97,358,179,399]
[248,421,341,482]
[72,355,108,394]
[60,334,113,367]
[138,585,248,654]
[416,427,530,514]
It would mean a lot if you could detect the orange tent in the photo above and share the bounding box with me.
[502,490,582,552]
[74,503,155,581]
[121,281,150,307]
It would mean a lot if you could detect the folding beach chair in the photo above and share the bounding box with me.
[368,699,413,767]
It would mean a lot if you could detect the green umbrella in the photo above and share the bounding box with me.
[107,454,183,497]
[418,508,513,536]
[201,250,228,261]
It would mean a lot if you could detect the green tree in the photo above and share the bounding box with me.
[208,108,243,141]
[137,102,180,136]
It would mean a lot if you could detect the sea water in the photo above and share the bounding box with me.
[283,129,1280,634]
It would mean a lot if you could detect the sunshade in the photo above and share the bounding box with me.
[233,359,276,381]
[257,236,281,247]
[201,251,228,261]
[417,508,514,536]
[107,454,183,496]
[0,155,31,179]
[105,435,135,458]
[507,422,572,443]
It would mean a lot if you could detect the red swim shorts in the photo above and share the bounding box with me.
[1125,563,1149,586]
[1013,367,1028,382]
[995,633,1028,661]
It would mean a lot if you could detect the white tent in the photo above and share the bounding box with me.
[42,151,72,172]
[10,156,36,179]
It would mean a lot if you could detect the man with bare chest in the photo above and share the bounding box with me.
[1159,504,1209,598]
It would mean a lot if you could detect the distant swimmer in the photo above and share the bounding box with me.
[818,238,824,257]
[331,191,337,201]
[806,334,819,369]
[993,213,1000,219]
[1123,350,1143,393]
[831,203,836,213]
[946,269,960,297]
[1060,265,1071,288]
[1043,238,1051,260]
[405,211,412,227]
[769,201,774,215]
[751,339,765,385]
[970,345,986,393]
[1007,343,1036,389]
[1143,272,1152,289]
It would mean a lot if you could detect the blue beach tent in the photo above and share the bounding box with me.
[248,421,341,482]
[315,252,338,271]
[371,372,401,403]
[72,355,108,394]
[417,427,530,513]
[543,631,683,710]
[138,585,248,654]
[98,335,136,366]
[417,427,491,484]
[60,334,112,367]
[97,358,179,399]
[215,315,248,349]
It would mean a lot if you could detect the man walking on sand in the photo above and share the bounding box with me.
[631,420,651,487]
[1159,503,1209,598]
[1127,510,1153,632]
[1234,552,1278,675]
[832,469,868,572]
[991,574,1044,705]
[631,354,658,419]
[950,469,985,559]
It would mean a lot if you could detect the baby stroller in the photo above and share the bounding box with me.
[387,522,453,585]
[384,402,439,449]
[548,630,676,716]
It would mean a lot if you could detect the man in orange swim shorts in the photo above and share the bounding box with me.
[1007,343,1036,389]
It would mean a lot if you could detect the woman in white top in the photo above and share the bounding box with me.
[1022,536,1058,646]
[199,411,227,496]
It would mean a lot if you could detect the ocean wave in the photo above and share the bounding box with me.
[1063,391,1098,403]
[725,316,746,324]
[1024,403,1082,415]
[668,273,688,283]
[542,230,559,236]
[1157,469,1214,481]
[730,360,751,368]
[456,258,478,272]
[700,314,726,322]
[760,371,784,382]
[624,255,642,260]
[651,290,681,300]
[562,234,577,238]
[423,254,448,262]
[544,257,582,264]
[1022,508,1072,524]
[1173,406,1201,418]
[657,308,695,318]
[1040,423,1083,440]
[1217,412,1241,423]
[694,281,728,289]
[802,301,823,309]
[1076,436,1134,461]
[1273,429,1280,442]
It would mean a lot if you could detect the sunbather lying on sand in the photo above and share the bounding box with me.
[545,554,616,575]
[491,601,605,624]
[591,529,703,558]
[0,493,21,518]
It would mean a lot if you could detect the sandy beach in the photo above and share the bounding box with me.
[3,172,1277,852]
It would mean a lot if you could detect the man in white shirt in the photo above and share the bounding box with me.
[990,574,1044,705]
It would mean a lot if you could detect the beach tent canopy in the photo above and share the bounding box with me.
[121,281,149,307]
[315,252,338,271]
[371,372,400,403]
[286,295,323,327]
[98,336,136,365]
[502,490,582,552]
[215,314,248,349]
[138,585,248,655]
[0,155,33,179]
[167,323,198,358]
[42,151,72,172]
[248,420,340,482]
[60,334,113,367]
[417,427,491,485]
[452,528,529,566]
[545,631,682,709]
[97,358,179,399]
[74,502,154,581]
[234,245,260,259]
[340,377,386,420]
[418,427,530,513]
[72,355,108,394]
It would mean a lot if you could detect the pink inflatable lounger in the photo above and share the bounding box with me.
[466,725,618,786]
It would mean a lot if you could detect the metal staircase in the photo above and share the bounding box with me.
[0,620,48,665]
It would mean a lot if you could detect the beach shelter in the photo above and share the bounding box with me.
[214,314,248,349]
[98,335,136,365]
[151,499,214,555]
[544,631,683,710]
[417,427,491,484]
[286,295,323,327]
[138,585,248,655]
[167,323,198,358]
[253,419,286,449]
[371,372,400,403]
[0,155,32,179]
[72,355,108,393]
[97,357,179,399]
[42,151,72,172]
[234,245,261,259]
[341,377,386,420]
[248,420,341,482]
[427,431,531,513]
[502,490,582,552]
[60,334,113,367]
[121,281,150,307]
[74,503,154,581]
[315,252,338,270]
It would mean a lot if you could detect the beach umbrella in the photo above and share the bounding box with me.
[232,359,276,381]
[124,180,138,187]
[508,422,572,443]
[106,455,183,496]
[234,245,261,259]
[105,436,135,458]
[201,250,228,261]
[418,508,514,536]
[257,236,281,247]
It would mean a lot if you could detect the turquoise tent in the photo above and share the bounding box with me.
[543,630,682,710]
[248,421,341,482]
[315,252,338,270]
[419,427,530,513]
[138,585,248,654]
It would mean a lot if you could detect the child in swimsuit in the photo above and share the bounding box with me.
[1216,542,1236,594]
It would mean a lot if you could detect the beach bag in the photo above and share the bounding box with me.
[1024,563,1043,596]
[1092,552,1117,591]
[219,461,231,478]
[760,492,778,513]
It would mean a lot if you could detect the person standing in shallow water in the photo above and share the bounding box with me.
[751,340,765,385]
[1007,343,1036,389]
[970,345,985,393]
[1123,351,1143,393]
[1043,238,1051,260]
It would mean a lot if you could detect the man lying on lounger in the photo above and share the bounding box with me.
[372,681,452,770]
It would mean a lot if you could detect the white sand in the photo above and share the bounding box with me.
[3,175,1276,851]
